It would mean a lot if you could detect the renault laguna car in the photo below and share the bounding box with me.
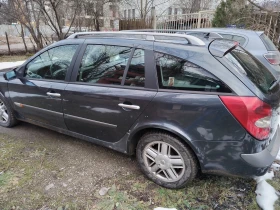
[0,32,279,189]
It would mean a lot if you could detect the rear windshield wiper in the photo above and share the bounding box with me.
[269,77,280,90]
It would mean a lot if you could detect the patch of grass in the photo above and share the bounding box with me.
[1,132,280,210]
[0,172,12,187]
[94,184,150,210]
[0,55,32,62]
[94,172,262,210]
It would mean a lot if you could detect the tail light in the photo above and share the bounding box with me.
[220,96,272,140]
[264,52,280,65]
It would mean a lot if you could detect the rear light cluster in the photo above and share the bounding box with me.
[220,96,272,140]
[264,52,280,65]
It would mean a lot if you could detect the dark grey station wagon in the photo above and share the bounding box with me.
[0,32,279,189]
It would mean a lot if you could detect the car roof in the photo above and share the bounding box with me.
[185,28,264,36]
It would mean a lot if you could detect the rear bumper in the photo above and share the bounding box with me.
[193,126,280,178]
[241,126,280,168]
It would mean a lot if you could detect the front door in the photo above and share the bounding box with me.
[8,44,80,128]
[63,41,157,142]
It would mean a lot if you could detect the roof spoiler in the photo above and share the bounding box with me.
[209,39,239,58]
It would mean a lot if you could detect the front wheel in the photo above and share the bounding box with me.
[0,95,18,127]
[136,132,198,189]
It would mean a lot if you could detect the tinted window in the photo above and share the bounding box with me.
[155,53,231,93]
[26,45,78,80]
[260,34,277,51]
[124,49,145,87]
[219,34,246,46]
[225,47,277,94]
[77,45,132,85]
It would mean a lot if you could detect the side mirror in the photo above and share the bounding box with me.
[4,69,17,81]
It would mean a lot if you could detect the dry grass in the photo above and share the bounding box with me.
[0,55,32,62]
[0,130,278,210]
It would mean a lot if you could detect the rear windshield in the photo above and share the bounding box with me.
[219,33,247,46]
[225,47,277,94]
[260,34,277,51]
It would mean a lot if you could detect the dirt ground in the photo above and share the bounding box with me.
[0,122,280,210]
[0,55,31,63]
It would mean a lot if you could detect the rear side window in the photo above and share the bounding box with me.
[155,53,232,93]
[219,34,246,46]
[124,49,145,87]
[77,45,132,85]
[260,34,277,51]
[225,47,277,94]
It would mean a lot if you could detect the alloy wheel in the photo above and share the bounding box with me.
[143,141,185,182]
[0,99,9,123]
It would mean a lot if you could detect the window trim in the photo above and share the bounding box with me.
[158,88,236,96]
[154,51,233,94]
[121,48,136,85]
[23,44,81,82]
[71,43,151,89]
[74,44,134,86]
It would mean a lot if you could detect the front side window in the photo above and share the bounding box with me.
[155,52,231,93]
[77,45,132,85]
[26,45,78,80]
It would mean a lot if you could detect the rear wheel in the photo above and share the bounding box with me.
[0,95,18,127]
[136,132,198,189]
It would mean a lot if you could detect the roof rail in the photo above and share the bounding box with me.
[67,31,205,46]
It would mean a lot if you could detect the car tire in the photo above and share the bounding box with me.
[0,94,18,128]
[136,132,198,189]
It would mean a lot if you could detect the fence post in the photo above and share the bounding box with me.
[151,7,156,29]
[5,32,11,55]
[197,11,202,28]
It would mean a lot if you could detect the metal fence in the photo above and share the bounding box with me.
[156,10,215,30]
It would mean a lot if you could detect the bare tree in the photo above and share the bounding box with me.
[121,0,172,19]
[34,0,81,40]
[0,0,44,50]
[81,0,118,31]
[173,0,220,13]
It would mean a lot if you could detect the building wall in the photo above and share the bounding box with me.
[119,0,221,19]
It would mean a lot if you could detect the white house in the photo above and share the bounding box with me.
[119,0,221,19]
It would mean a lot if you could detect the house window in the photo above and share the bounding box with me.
[124,10,127,18]
[175,8,178,15]
[132,9,135,19]
[128,9,131,19]
[168,7,172,15]
[109,5,117,17]
[110,20,114,28]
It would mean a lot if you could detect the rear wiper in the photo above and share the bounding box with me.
[269,77,280,90]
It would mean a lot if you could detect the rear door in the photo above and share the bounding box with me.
[62,39,157,142]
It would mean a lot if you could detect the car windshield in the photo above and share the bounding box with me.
[225,47,278,94]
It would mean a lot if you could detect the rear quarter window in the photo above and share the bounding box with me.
[155,52,232,93]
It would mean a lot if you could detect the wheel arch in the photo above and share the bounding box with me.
[127,125,202,169]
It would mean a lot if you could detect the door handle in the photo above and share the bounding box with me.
[47,92,61,97]
[118,103,140,110]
